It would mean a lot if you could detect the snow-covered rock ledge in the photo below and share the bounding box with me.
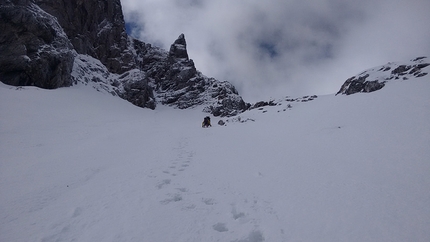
[336,56,429,95]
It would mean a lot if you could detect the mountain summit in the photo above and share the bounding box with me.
[169,34,189,60]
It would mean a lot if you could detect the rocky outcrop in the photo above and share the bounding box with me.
[337,57,429,95]
[146,34,249,116]
[0,0,75,88]
[336,75,385,95]
[249,100,277,110]
[169,34,189,60]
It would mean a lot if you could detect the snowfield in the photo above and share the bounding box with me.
[1,77,430,241]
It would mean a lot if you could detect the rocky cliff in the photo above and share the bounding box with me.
[0,0,248,117]
[0,0,74,88]
[34,0,134,74]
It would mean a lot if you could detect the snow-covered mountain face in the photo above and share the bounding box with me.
[1,63,430,241]
[337,57,430,95]
[0,0,248,117]
[2,2,430,239]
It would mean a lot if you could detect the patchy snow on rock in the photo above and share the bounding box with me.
[337,57,430,95]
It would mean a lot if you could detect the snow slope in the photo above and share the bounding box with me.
[1,77,429,241]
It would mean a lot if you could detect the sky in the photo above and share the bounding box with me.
[121,0,430,101]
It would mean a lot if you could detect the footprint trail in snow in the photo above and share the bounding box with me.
[152,137,285,241]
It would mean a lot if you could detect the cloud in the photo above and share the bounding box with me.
[121,0,430,101]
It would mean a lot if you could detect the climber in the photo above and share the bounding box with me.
[202,116,211,128]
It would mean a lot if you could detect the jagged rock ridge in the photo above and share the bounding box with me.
[337,57,429,95]
[0,0,248,117]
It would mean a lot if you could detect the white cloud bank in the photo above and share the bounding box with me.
[121,0,430,101]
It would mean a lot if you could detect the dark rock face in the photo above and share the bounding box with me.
[0,0,74,88]
[391,64,429,77]
[122,80,156,110]
[206,83,249,117]
[336,74,385,95]
[337,57,429,95]
[0,0,248,117]
[34,0,134,74]
[169,34,189,60]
